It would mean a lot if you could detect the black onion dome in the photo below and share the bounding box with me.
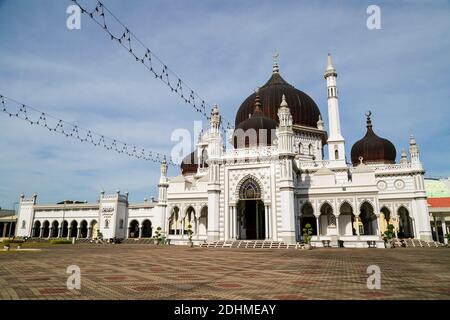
[351,113,396,165]
[235,71,321,128]
[233,93,277,148]
[180,150,208,175]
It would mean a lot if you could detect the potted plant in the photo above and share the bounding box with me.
[154,227,162,245]
[302,223,313,250]
[445,234,450,247]
[383,224,395,248]
[187,224,194,248]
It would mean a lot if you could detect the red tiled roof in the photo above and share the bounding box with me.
[427,197,450,208]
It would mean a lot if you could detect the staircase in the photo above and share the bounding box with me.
[199,240,301,249]
[393,238,445,248]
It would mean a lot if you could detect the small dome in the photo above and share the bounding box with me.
[351,113,396,165]
[235,69,321,128]
[180,150,208,175]
[233,93,277,148]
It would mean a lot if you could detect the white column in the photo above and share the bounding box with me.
[355,216,360,237]
[138,227,143,239]
[376,215,381,237]
[39,227,44,238]
[442,217,448,244]
[335,214,340,237]
[433,215,439,241]
[232,206,237,239]
[316,216,320,239]
[264,205,269,240]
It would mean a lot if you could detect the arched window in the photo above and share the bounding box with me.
[298,142,303,154]
[119,219,124,229]
[239,178,261,200]
[309,144,314,156]
[105,219,110,229]
[22,220,26,229]
[334,148,339,160]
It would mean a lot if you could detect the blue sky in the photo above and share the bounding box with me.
[1,0,449,209]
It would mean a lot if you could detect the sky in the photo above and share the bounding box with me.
[0,0,449,209]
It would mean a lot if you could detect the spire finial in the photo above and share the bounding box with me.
[365,110,372,128]
[280,94,288,108]
[272,51,279,74]
[327,53,333,69]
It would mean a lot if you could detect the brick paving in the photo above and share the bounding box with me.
[0,244,449,300]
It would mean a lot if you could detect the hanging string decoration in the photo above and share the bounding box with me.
[0,94,175,166]
[72,0,233,136]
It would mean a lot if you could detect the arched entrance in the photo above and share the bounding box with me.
[300,202,316,237]
[79,220,88,238]
[69,220,78,238]
[199,206,208,236]
[50,221,59,238]
[142,220,152,238]
[61,220,69,238]
[237,178,265,240]
[42,221,50,238]
[339,202,356,236]
[319,202,335,236]
[398,206,414,238]
[32,221,41,237]
[359,202,377,235]
[90,220,98,238]
[129,220,139,238]
[169,207,180,235]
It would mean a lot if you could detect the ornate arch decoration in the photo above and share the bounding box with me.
[380,205,391,214]
[397,205,410,215]
[358,199,376,213]
[319,200,334,215]
[199,204,208,215]
[339,200,354,214]
[300,201,314,216]
[236,175,264,200]
[359,201,375,216]
[184,205,196,216]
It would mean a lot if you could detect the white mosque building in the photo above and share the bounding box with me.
[15,55,433,248]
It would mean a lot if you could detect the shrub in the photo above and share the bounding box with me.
[2,239,24,246]
[383,224,395,241]
[50,239,72,245]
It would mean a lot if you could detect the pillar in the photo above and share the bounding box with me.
[77,227,81,238]
[355,216,360,237]
[67,228,71,240]
[265,205,269,240]
[139,227,143,239]
[232,206,237,239]
[58,227,63,238]
[376,215,381,237]
[48,227,52,239]
[335,214,340,237]
[2,223,6,237]
[315,216,320,239]
[39,227,44,238]
[442,216,448,244]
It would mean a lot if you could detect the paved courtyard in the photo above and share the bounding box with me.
[0,244,449,300]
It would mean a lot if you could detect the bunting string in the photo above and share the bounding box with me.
[0,93,175,166]
[72,0,233,135]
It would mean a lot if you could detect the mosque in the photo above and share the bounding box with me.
[15,55,435,248]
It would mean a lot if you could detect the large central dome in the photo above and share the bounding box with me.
[235,66,321,128]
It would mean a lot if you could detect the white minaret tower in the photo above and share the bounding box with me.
[324,53,346,166]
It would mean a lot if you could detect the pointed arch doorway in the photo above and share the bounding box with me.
[237,178,265,240]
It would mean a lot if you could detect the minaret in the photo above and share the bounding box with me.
[158,157,169,203]
[277,94,296,243]
[277,94,295,156]
[409,134,420,163]
[324,53,346,165]
[207,105,222,242]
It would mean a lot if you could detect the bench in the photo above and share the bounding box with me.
[322,240,331,247]
[367,240,377,248]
